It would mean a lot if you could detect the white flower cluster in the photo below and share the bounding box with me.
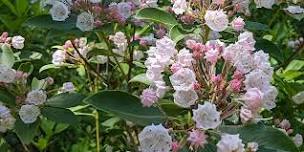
[192,102,221,129]
[254,0,276,9]
[19,90,47,124]
[285,5,304,14]
[0,104,16,132]
[49,0,71,21]
[204,10,229,32]
[0,64,16,83]
[223,31,277,111]
[109,31,128,61]
[76,12,95,32]
[138,124,172,152]
[217,134,245,152]
[172,0,188,15]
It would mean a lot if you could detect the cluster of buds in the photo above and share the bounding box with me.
[0,32,25,49]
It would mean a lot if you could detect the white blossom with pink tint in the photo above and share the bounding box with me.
[192,102,221,129]
[25,90,47,106]
[49,1,70,21]
[76,12,94,32]
[222,43,242,62]
[187,129,208,149]
[237,31,256,51]
[140,88,158,107]
[240,107,253,123]
[231,17,245,31]
[254,0,275,9]
[173,89,198,108]
[247,142,259,152]
[204,48,219,64]
[204,10,229,32]
[169,68,197,91]
[293,134,303,147]
[52,49,66,65]
[176,48,194,67]
[172,0,188,15]
[138,124,172,152]
[242,88,263,112]
[11,35,25,49]
[217,134,245,152]
[213,0,225,5]
[0,104,15,132]
[19,105,41,124]
[232,0,251,15]
[0,64,16,83]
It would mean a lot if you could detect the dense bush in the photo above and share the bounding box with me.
[0,0,303,151]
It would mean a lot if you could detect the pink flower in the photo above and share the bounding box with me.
[231,17,245,31]
[238,31,256,51]
[193,82,201,90]
[243,88,263,112]
[180,13,195,25]
[233,70,244,80]
[171,141,182,152]
[140,88,158,107]
[187,129,208,149]
[171,63,183,73]
[279,119,291,130]
[204,10,229,32]
[230,79,242,93]
[204,48,219,64]
[211,74,222,85]
[0,32,8,43]
[213,0,225,5]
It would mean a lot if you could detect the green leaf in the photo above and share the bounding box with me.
[245,21,270,32]
[136,8,178,28]
[16,0,29,16]
[39,63,76,73]
[46,93,86,108]
[25,15,77,30]
[0,0,18,16]
[284,60,304,72]
[129,73,151,85]
[220,124,299,152]
[18,62,34,75]
[14,118,39,144]
[0,44,15,67]
[255,39,284,63]
[169,25,188,43]
[0,88,15,106]
[84,91,166,126]
[159,100,187,117]
[41,106,78,125]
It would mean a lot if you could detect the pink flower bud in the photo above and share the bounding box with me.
[193,82,201,90]
[94,19,103,27]
[232,70,244,80]
[171,141,181,152]
[230,79,242,93]
[211,74,222,85]
[231,17,245,31]
[92,5,102,14]
[0,32,8,43]
[180,14,195,25]
[170,63,183,73]
[204,48,219,64]
[46,77,54,85]
[187,129,208,149]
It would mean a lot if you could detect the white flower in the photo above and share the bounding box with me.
[52,49,66,65]
[204,10,229,32]
[176,48,194,67]
[0,64,16,83]
[169,68,197,91]
[173,89,198,108]
[109,32,128,51]
[247,142,259,152]
[62,82,75,93]
[237,31,256,51]
[139,0,158,8]
[222,43,242,62]
[172,0,188,15]
[262,86,278,110]
[133,50,144,61]
[154,80,168,98]
[204,48,220,64]
[293,134,303,147]
[217,134,245,152]
[285,6,304,14]
[292,91,304,105]
[89,0,101,3]
[231,17,245,31]
[96,55,108,64]
[25,90,47,105]
[50,1,70,21]
[76,12,94,32]
[19,105,40,124]
[192,102,221,129]
[11,35,25,49]
[254,0,275,9]
[244,69,272,91]
[233,50,255,73]
[253,50,273,77]
[0,104,15,132]
[154,36,177,64]
[138,124,172,152]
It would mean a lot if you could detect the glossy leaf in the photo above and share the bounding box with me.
[220,124,299,152]
[14,118,39,144]
[136,8,178,28]
[0,44,15,67]
[45,93,86,108]
[41,106,78,125]
[129,73,151,85]
[25,15,77,30]
[84,91,166,126]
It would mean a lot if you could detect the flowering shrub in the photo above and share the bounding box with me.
[0,0,303,151]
